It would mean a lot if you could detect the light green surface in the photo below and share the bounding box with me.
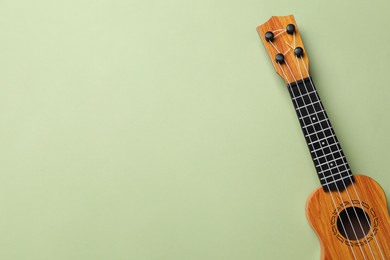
[1,0,390,259]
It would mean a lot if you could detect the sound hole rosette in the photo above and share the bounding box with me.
[330,200,378,247]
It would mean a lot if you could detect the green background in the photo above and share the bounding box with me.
[1,0,389,259]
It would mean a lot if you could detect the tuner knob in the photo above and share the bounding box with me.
[265,31,274,42]
[286,24,295,34]
[294,47,304,57]
[275,53,285,64]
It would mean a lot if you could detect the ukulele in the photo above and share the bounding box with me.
[257,15,390,259]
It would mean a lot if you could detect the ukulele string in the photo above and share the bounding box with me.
[272,29,285,33]
[274,30,286,38]
[275,61,358,260]
[283,59,367,259]
[300,57,385,259]
[349,176,385,259]
[293,57,376,259]
[293,31,296,49]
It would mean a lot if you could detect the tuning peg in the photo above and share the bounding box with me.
[275,53,285,64]
[286,24,295,34]
[294,47,304,57]
[265,31,274,42]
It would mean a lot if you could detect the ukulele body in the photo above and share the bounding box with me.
[306,175,390,259]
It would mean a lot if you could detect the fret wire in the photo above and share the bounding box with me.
[298,109,326,120]
[292,90,317,100]
[310,142,339,153]
[321,175,351,185]
[320,168,351,180]
[319,164,350,176]
[302,118,329,129]
[317,158,349,175]
[317,159,346,171]
[305,126,332,137]
[308,134,335,146]
[295,100,321,110]
[316,156,346,167]
[290,82,315,95]
[313,149,343,161]
[321,174,352,184]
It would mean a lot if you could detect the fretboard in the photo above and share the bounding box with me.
[287,77,354,192]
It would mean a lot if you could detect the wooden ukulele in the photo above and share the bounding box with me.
[257,15,390,259]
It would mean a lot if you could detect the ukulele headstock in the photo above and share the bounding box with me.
[257,15,310,84]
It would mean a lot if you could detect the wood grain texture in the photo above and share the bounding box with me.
[257,15,309,84]
[306,175,390,259]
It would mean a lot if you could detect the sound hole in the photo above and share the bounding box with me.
[336,206,371,240]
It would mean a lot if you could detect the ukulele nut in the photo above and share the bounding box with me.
[265,31,274,42]
[286,24,295,34]
[275,53,285,64]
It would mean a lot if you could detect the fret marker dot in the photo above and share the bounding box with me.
[330,163,334,166]
[313,117,316,121]
[321,142,325,145]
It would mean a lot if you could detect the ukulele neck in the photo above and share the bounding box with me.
[288,77,354,192]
